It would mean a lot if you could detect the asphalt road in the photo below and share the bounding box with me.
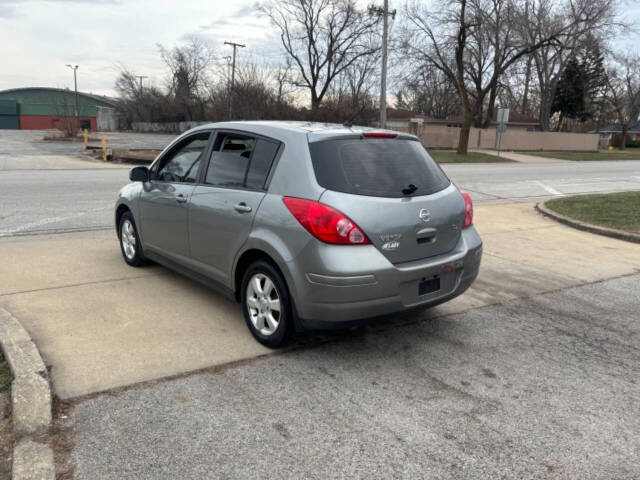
[445,161,640,201]
[1,130,640,236]
[66,273,640,479]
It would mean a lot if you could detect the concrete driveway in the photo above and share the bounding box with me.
[67,273,640,479]
[1,202,639,399]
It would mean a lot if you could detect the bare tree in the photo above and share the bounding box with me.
[274,57,297,106]
[343,47,380,108]
[401,0,622,152]
[396,64,462,119]
[53,94,78,137]
[114,68,180,126]
[158,37,215,120]
[604,54,640,149]
[258,0,380,110]
[526,0,621,130]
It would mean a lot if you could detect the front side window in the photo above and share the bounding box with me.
[155,133,211,183]
[205,133,280,190]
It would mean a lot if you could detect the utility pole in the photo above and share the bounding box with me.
[65,64,79,129]
[136,75,148,92]
[223,56,232,114]
[224,41,245,120]
[369,1,396,129]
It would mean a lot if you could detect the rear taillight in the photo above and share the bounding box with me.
[282,197,371,245]
[461,190,473,228]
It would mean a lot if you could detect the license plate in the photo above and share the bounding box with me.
[419,277,441,296]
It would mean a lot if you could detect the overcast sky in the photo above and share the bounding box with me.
[0,0,638,97]
[0,0,279,96]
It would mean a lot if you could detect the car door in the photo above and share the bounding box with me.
[188,131,281,285]
[138,131,212,261]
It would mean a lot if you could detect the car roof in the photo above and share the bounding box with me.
[187,120,418,142]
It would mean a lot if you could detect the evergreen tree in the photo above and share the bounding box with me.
[551,41,608,128]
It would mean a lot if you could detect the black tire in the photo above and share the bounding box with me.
[118,211,146,267]
[240,260,292,348]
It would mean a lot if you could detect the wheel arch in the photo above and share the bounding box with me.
[233,248,287,302]
[115,203,131,231]
[233,246,304,333]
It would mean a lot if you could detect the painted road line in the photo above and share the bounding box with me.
[533,181,562,196]
[0,211,90,237]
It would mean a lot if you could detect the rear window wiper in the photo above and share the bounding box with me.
[402,184,418,195]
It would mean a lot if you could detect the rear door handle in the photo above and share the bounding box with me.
[176,194,187,203]
[234,202,252,213]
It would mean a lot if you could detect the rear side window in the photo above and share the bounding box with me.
[309,138,450,198]
[246,139,280,189]
[205,133,254,187]
[205,132,280,190]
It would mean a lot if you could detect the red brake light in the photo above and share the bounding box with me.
[362,132,397,138]
[461,190,473,228]
[282,197,371,245]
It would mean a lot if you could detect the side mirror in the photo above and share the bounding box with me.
[129,166,150,182]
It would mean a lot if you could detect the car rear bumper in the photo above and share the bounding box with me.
[285,226,483,328]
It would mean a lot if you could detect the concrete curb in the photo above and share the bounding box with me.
[12,440,55,480]
[0,308,55,480]
[536,202,640,244]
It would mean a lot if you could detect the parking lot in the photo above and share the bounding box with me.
[1,130,640,478]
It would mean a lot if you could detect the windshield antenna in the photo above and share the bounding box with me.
[343,104,367,128]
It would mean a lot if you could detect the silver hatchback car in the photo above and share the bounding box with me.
[115,121,482,347]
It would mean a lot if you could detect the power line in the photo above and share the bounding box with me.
[224,41,246,120]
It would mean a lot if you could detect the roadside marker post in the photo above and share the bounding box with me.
[495,108,509,156]
[83,129,88,151]
[102,135,107,162]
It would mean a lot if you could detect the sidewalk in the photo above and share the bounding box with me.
[475,150,565,163]
[1,202,640,399]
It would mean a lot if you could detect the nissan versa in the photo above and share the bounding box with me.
[115,122,482,347]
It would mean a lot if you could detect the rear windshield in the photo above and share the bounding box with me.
[308,138,450,198]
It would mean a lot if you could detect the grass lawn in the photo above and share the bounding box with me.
[526,150,640,161]
[430,150,514,163]
[0,352,9,393]
[545,191,640,234]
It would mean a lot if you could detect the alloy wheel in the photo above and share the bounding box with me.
[121,219,137,260]
[245,273,281,336]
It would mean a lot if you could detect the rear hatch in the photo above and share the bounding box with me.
[309,134,465,264]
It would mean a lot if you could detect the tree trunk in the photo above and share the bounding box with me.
[522,57,532,115]
[620,124,628,150]
[484,86,498,129]
[472,99,484,128]
[457,113,472,154]
[311,91,321,110]
[539,98,552,131]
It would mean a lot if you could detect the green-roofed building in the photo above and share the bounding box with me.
[0,87,117,131]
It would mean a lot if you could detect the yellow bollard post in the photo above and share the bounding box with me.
[102,135,107,162]
[83,129,88,151]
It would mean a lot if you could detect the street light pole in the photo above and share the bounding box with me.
[66,64,79,130]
